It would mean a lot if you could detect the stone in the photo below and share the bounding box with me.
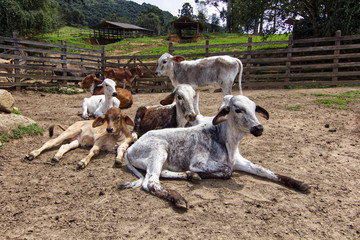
[0,89,15,113]
[0,113,36,133]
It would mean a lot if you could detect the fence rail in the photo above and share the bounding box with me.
[1,30,360,92]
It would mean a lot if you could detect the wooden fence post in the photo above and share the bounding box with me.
[333,30,341,83]
[12,32,21,91]
[61,40,67,85]
[169,42,174,54]
[205,40,209,57]
[245,37,252,85]
[101,46,106,80]
[285,35,293,83]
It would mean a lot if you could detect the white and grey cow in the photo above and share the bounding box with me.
[155,53,244,113]
[119,95,310,209]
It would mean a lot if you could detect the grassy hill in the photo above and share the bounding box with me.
[32,26,290,56]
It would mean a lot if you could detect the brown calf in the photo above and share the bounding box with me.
[79,74,133,109]
[104,67,142,93]
[25,107,135,169]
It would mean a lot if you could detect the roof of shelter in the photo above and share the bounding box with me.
[171,16,203,30]
[90,21,152,31]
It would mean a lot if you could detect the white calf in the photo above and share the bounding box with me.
[82,78,120,119]
[120,95,310,209]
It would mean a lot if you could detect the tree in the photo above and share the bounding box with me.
[0,0,59,37]
[137,13,161,35]
[178,2,194,18]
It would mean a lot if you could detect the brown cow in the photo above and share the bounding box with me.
[25,107,135,169]
[104,66,143,93]
[79,74,133,109]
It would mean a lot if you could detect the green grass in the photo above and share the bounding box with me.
[138,33,289,57]
[286,105,303,111]
[312,90,360,109]
[0,124,44,147]
[43,85,85,94]
[11,109,22,115]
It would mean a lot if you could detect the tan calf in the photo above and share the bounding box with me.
[25,107,135,169]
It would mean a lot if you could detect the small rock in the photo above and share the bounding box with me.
[324,124,330,128]
[0,89,15,113]
[328,128,336,132]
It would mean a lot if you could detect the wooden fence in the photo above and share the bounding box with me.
[1,30,360,92]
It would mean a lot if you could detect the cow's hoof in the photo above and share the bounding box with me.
[51,157,59,164]
[186,171,201,183]
[77,161,86,169]
[114,159,122,168]
[175,198,188,210]
[299,182,311,192]
[24,154,34,161]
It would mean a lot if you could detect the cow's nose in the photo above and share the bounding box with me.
[106,127,113,133]
[155,71,160,76]
[250,125,263,137]
[112,92,118,96]
[186,114,197,122]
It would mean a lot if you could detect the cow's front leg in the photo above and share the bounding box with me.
[78,145,100,169]
[114,137,134,167]
[189,160,232,179]
[233,152,310,192]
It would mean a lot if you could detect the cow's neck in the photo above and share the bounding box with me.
[174,104,187,127]
[218,121,247,168]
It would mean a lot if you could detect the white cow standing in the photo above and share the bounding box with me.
[155,53,244,114]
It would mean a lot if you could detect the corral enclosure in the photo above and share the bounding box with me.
[0,86,359,239]
[1,30,360,92]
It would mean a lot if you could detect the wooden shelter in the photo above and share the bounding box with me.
[169,16,203,43]
[90,21,153,43]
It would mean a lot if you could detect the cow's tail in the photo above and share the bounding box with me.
[49,124,66,137]
[237,59,244,95]
[118,153,144,190]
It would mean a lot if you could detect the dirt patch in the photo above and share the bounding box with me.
[1,87,359,239]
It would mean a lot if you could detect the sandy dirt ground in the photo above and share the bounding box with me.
[0,86,359,239]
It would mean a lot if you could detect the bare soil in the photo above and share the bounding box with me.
[1,86,359,239]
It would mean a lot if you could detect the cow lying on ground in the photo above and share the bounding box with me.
[81,78,120,119]
[133,84,197,138]
[25,107,135,169]
[155,53,244,113]
[79,74,133,109]
[104,66,143,93]
[119,95,310,209]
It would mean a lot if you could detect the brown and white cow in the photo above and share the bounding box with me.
[104,66,143,93]
[133,84,197,138]
[155,53,244,113]
[79,74,133,109]
[25,107,135,169]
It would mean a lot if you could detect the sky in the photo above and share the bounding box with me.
[130,0,220,17]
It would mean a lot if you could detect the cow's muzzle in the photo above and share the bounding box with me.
[112,92,118,97]
[185,114,197,122]
[250,125,263,137]
[106,127,113,133]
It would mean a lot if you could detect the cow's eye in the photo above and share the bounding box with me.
[177,95,183,100]
[163,60,167,64]
[105,84,108,87]
[235,109,243,113]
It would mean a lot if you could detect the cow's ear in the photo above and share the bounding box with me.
[160,92,175,105]
[123,115,135,127]
[212,107,230,125]
[255,105,269,120]
[92,115,106,128]
[173,55,185,63]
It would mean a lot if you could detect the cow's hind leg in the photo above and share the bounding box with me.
[143,173,188,210]
[25,129,81,160]
[160,170,202,183]
[189,161,232,179]
[52,139,80,163]
[234,153,310,192]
